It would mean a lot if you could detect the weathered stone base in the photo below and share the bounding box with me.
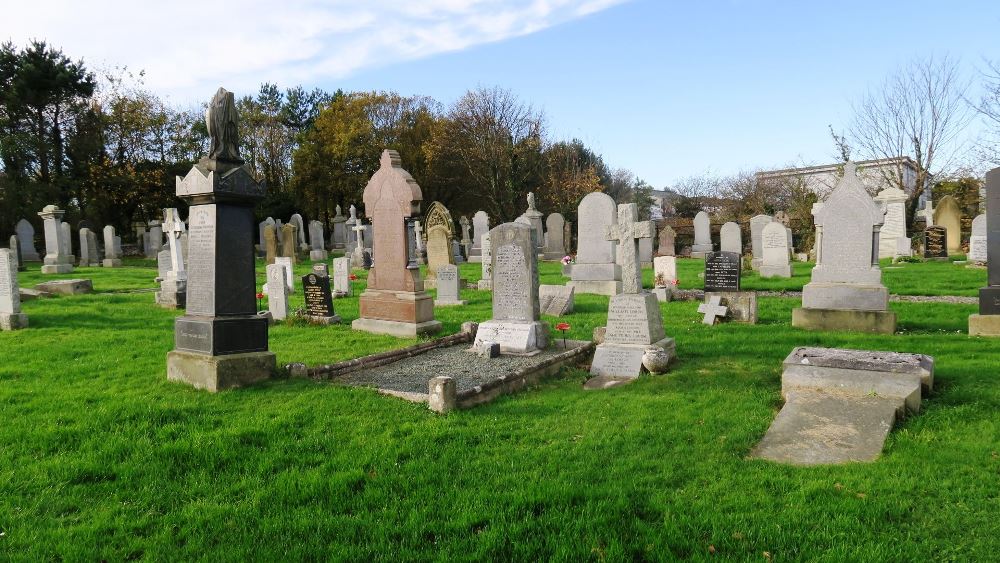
[306,314,342,325]
[0,312,29,330]
[969,314,1000,336]
[156,279,186,309]
[652,287,672,302]
[477,279,492,290]
[704,291,757,323]
[35,279,93,295]
[759,264,792,278]
[566,279,622,296]
[474,320,548,355]
[309,250,329,261]
[352,317,442,338]
[588,337,675,379]
[792,307,896,334]
[102,259,122,268]
[751,258,762,271]
[434,298,467,306]
[802,282,888,311]
[166,350,276,392]
[41,264,73,274]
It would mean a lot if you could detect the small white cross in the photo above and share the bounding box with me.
[697,295,728,325]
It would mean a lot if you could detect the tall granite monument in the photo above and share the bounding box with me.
[970,167,1000,336]
[38,205,73,274]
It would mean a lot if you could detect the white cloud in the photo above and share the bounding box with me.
[1,0,629,103]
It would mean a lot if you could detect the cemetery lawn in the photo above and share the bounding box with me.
[2,260,998,560]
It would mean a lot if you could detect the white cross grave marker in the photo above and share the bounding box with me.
[697,295,728,325]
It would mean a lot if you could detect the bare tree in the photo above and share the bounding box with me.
[972,59,1000,168]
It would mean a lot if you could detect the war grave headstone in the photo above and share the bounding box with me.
[923,225,948,259]
[469,210,489,262]
[424,201,458,287]
[0,248,27,330]
[303,269,340,324]
[60,222,75,265]
[749,214,773,270]
[459,215,473,260]
[760,221,792,278]
[434,264,466,306]
[264,263,288,322]
[474,222,547,354]
[521,192,545,254]
[478,232,493,290]
[264,224,278,265]
[720,221,742,254]
[309,220,328,261]
[280,223,298,264]
[874,186,909,259]
[690,211,713,258]
[792,163,895,333]
[38,206,73,274]
[331,205,347,249]
[332,256,350,296]
[703,250,757,324]
[567,192,621,296]
[103,226,122,267]
[15,219,40,262]
[353,150,441,337]
[166,87,275,392]
[753,347,934,465]
[587,203,673,387]
[272,256,295,294]
[258,217,275,255]
[969,214,987,264]
[934,195,963,254]
[543,213,567,260]
[538,284,574,316]
[970,167,1000,336]
[156,208,187,309]
[652,255,676,302]
[350,221,366,268]
[656,224,676,256]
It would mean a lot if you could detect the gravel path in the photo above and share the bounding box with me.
[671,289,976,304]
[337,345,574,394]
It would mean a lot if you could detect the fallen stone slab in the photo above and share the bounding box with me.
[19,288,54,301]
[34,279,93,295]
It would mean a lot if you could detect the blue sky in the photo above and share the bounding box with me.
[5,0,1000,187]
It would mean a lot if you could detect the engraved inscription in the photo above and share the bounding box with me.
[704,251,740,292]
[493,243,529,321]
[591,346,643,377]
[303,273,334,317]
[184,206,216,315]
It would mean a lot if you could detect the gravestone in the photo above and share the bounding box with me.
[9,236,23,272]
[874,187,909,259]
[308,220,328,261]
[264,225,278,265]
[146,220,163,259]
[350,221,366,268]
[522,192,545,253]
[364,223,373,250]
[78,228,97,267]
[934,195,962,254]
[469,210,489,262]
[156,208,187,309]
[760,222,792,278]
[652,255,676,302]
[452,239,464,264]
[474,222,546,354]
[567,192,621,295]
[15,219,40,261]
[37,205,73,274]
[638,237,653,268]
[923,226,947,259]
[103,226,122,267]
[345,205,358,248]
[792,163,895,333]
[720,222,742,254]
[332,256,350,296]
[303,271,340,324]
[332,205,347,249]
[970,167,1000,336]
[414,219,426,265]
[459,215,472,260]
[656,224,676,256]
[0,249,27,330]
[289,213,309,253]
[434,263,465,306]
[353,149,441,337]
[280,223,298,263]
[424,201,456,283]
[704,251,741,291]
[697,295,728,325]
[543,213,567,260]
[266,263,289,321]
[166,87,274,392]
[750,214,773,270]
[60,222,74,265]
[969,214,987,263]
[273,257,294,294]
[477,232,493,290]
[274,219,283,245]
[258,217,275,254]
[539,285,574,316]
[691,211,713,258]
[589,203,673,382]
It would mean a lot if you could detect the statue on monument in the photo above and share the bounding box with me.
[527,191,537,211]
[203,87,243,169]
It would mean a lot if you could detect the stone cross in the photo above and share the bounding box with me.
[352,221,366,253]
[163,208,186,278]
[698,295,728,325]
[604,203,654,294]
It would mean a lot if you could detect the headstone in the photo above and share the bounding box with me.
[37,205,73,274]
[345,205,358,248]
[720,222,742,254]
[934,195,962,254]
[308,220,328,261]
[923,226,947,259]
[691,211,712,257]
[266,263,289,321]
[146,219,163,259]
[332,206,347,249]
[258,217,274,249]
[303,271,340,324]
[749,214,773,270]
[469,210,489,262]
[474,222,546,354]
[350,221,366,268]
[287,213,307,253]
[522,192,545,253]
[280,223,298,263]
[895,236,913,259]
[167,87,274,392]
[760,222,792,278]
[352,149,441,337]
[567,192,621,296]
[156,208,187,309]
[9,236,24,272]
[103,226,122,267]
[363,223,374,250]
[274,219,284,245]
[656,224,676,256]
[638,237,653,267]
[543,213,567,260]
[452,239,464,264]
[478,232,493,290]
[272,256,294,294]
[970,167,1000,335]
[78,228,96,267]
[563,220,573,254]
[332,256,350,296]
[414,219,426,265]
[459,215,472,259]
[434,264,465,306]
[792,163,895,334]
[697,295,728,325]
[969,214,987,263]
[15,219,40,261]
[60,222,74,265]
[588,203,674,382]
[0,249,27,330]
[652,255,676,302]
[264,225,278,265]
[539,284,574,316]
[704,251,741,291]
[874,187,909,259]
[424,201,456,282]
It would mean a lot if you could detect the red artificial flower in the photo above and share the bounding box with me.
[671,279,680,286]
[255,292,264,299]
[349,274,358,281]
[555,322,571,331]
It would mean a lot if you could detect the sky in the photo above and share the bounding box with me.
[4,0,1000,188]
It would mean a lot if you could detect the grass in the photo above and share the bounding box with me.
[1,258,998,559]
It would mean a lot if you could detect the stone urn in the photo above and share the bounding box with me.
[642,346,673,374]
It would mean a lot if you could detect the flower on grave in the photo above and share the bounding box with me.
[671,279,680,286]
[555,322,571,331]
[349,273,358,281]
[561,255,573,265]
[255,292,264,299]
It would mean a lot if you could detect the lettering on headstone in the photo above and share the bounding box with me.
[303,273,334,318]
[184,206,216,314]
[493,243,530,321]
[704,251,741,292]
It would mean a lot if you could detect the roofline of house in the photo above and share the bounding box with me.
[755,156,918,179]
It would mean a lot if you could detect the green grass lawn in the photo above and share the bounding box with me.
[1,258,998,560]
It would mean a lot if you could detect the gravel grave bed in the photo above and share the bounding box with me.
[337,344,576,395]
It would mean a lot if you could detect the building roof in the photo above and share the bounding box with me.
[755,157,918,180]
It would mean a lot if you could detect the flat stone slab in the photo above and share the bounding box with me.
[784,346,933,395]
[752,390,899,465]
[582,375,636,390]
[34,279,93,295]
[19,288,53,300]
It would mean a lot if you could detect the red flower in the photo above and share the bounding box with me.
[555,322,571,331]
[671,279,680,286]
[349,274,358,281]
[255,292,264,299]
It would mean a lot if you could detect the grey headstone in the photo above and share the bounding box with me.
[750,214,773,269]
[332,257,350,296]
[434,264,464,305]
[691,211,712,255]
[760,221,791,278]
[266,263,289,320]
[720,222,742,254]
[543,213,566,259]
[539,284,574,316]
[15,219,39,261]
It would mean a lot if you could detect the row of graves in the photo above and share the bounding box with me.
[7,88,1000,470]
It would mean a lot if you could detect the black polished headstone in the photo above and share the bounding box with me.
[704,251,741,292]
[303,272,335,318]
[924,226,948,259]
[980,167,1000,314]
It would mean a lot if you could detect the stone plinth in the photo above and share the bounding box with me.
[590,288,674,378]
[167,350,275,392]
[792,307,896,334]
[704,291,758,324]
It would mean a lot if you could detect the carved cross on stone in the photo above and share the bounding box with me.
[605,203,654,294]
[698,295,728,325]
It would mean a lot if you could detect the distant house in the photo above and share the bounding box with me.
[755,157,930,204]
